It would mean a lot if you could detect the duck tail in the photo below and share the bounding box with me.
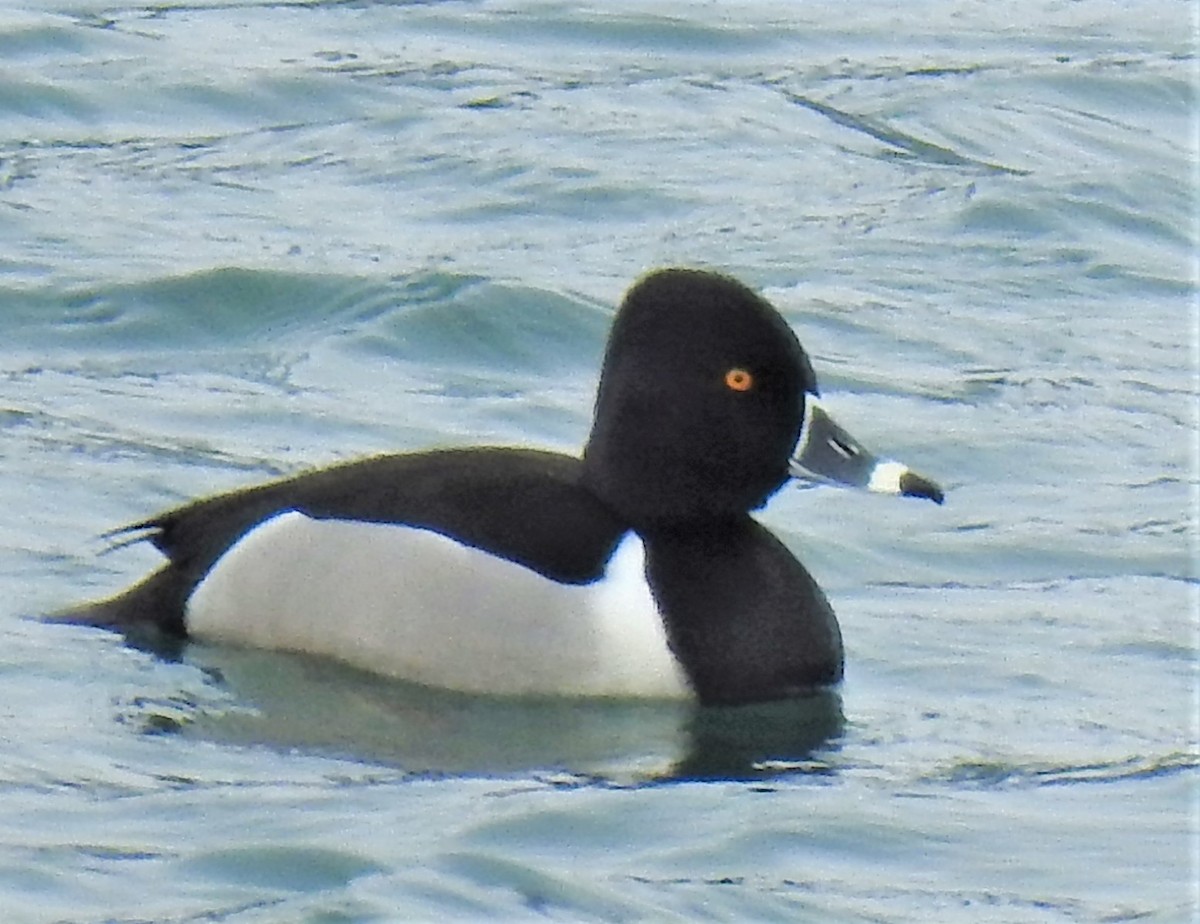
[47,565,190,640]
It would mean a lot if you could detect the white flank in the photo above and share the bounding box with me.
[186,512,690,699]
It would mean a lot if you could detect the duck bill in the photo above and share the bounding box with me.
[789,399,944,504]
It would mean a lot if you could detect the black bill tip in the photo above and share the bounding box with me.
[899,470,945,505]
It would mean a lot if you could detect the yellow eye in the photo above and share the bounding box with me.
[724,368,754,392]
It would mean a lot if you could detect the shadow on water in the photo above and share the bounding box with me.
[674,693,844,781]
[134,643,845,783]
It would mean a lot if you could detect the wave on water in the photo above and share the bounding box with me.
[0,268,610,366]
[932,751,1199,790]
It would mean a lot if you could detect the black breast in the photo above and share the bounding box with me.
[642,517,844,706]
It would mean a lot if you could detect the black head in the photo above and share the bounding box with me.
[583,268,818,527]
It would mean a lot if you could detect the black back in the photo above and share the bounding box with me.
[64,449,625,635]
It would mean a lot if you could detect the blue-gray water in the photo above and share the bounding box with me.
[2,1,1197,921]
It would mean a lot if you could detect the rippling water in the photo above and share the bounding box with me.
[2,1,1196,921]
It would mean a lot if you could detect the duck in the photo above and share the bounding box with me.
[58,268,943,707]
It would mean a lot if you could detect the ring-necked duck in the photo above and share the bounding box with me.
[58,268,943,706]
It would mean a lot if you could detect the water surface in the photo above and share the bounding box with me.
[1,1,1196,921]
